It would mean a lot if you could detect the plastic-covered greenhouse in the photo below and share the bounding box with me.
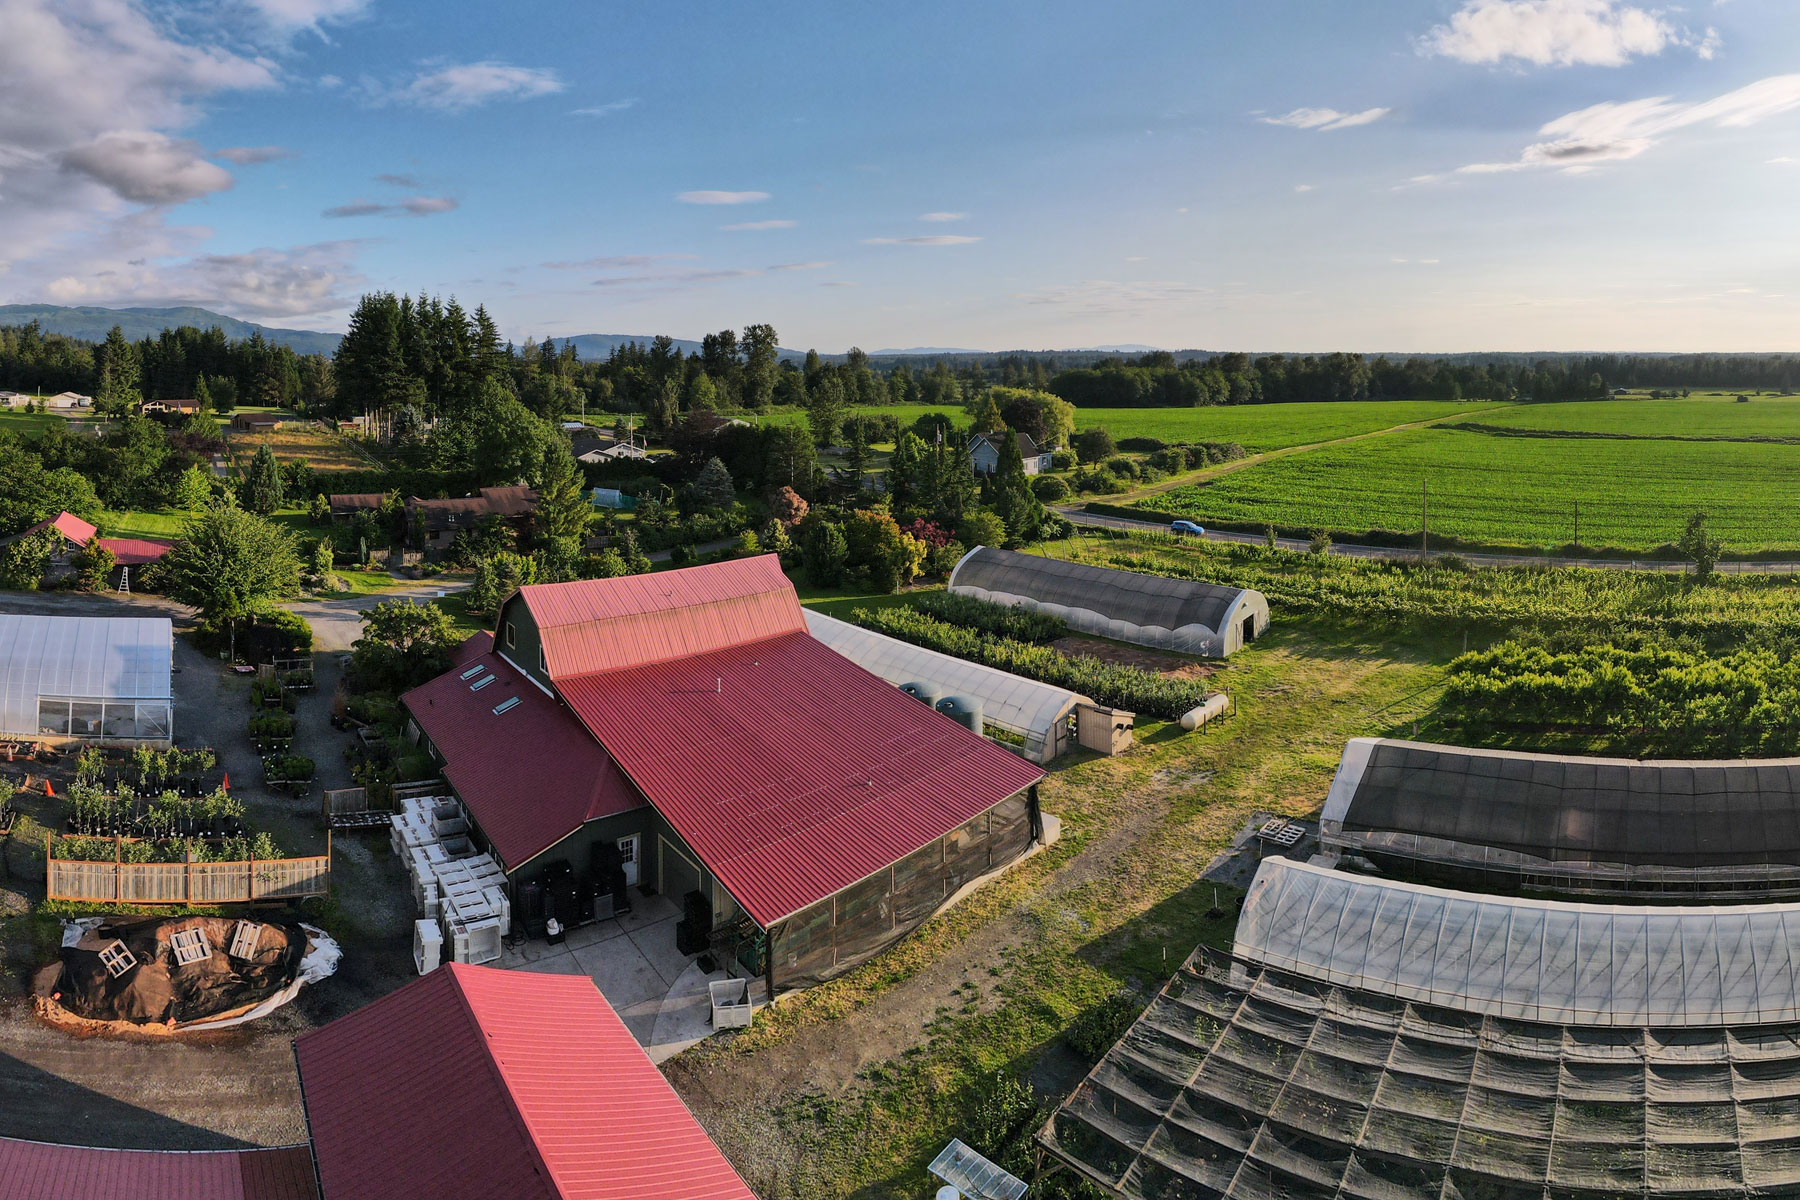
[1041,856,1800,1199]
[1323,738,1800,899]
[0,614,172,744]
[804,610,1086,762]
[947,546,1268,657]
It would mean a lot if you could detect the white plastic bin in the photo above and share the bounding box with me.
[413,919,442,974]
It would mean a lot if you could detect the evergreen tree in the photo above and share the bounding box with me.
[967,389,1005,432]
[95,325,141,416]
[690,456,737,510]
[242,444,285,514]
[990,431,1043,545]
[534,442,589,543]
[193,373,213,412]
[174,464,213,511]
[806,373,847,448]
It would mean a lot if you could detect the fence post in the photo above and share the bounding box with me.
[185,852,194,905]
[45,832,53,901]
[247,853,256,902]
[114,835,122,904]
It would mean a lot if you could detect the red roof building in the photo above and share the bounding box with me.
[295,963,756,1200]
[403,556,1046,991]
[0,1138,316,1200]
[21,511,98,544]
[401,645,641,871]
[5,512,171,573]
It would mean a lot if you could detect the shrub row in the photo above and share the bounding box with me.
[910,591,1067,643]
[850,605,1210,719]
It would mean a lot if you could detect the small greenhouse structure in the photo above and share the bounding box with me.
[804,610,1087,762]
[948,546,1268,657]
[1323,737,1800,900]
[0,614,173,744]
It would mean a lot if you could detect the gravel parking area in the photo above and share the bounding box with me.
[0,589,421,1148]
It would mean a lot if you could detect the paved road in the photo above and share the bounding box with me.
[284,577,472,652]
[1062,507,1800,575]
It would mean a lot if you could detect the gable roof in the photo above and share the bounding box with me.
[401,647,640,870]
[558,629,1043,927]
[518,555,805,680]
[21,511,98,545]
[327,493,386,514]
[97,537,173,566]
[0,1139,316,1200]
[971,430,1042,457]
[479,486,537,517]
[295,964,756,1200]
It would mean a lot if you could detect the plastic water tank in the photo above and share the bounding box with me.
[901,681,942,707]
[935,695,985,735]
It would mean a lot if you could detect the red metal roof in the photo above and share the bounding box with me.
[558,630,1045,927]
[296,964,756,1200]
[401,649,641,871]
[97,537,173,565]
[519,555,805,680]
[20,511,98,545]
[0,1138,316,1200]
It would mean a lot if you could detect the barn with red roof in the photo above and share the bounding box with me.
[295,963,756,1200]
[0,510,172,587]
[402,555,1046,992]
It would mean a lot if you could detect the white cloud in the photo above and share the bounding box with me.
[1294,183,1317,192]
[1015,279,1208,317]
[62,131,234,205]
[918,211,969,222]
[43,238,364,320]
[214,145,294,165]
[1771,155,1798,164]
[768,261,831,271]
[243,0,369,35]
[1421,0,1710,68]
[677,190,770,204]
[572,99,637,118]
[374,172,419,187]
[542,254,696,270]
[862,235,982,246]
[721,219,796,231]
[322,195,458,218]
[395,61,565,111]
[1457,74,1800,174]
[1261,107,1391,131]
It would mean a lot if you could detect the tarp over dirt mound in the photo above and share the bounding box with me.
[51,916,323,1027]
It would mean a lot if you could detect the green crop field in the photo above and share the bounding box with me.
[1067,400,1486,450]
[1143,424,1800,553]
[1473,395,1800,441]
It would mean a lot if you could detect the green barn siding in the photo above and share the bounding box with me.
[507,807,652,888]
[495,593,555,691]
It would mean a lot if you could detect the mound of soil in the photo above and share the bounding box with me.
[49,916,306,1027]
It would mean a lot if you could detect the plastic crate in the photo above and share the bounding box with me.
[413,919,442,974]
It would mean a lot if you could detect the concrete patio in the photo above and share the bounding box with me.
[498,889,767,1062]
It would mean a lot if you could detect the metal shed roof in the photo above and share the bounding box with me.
[948,546,1251,636]
[1239,856,1800,1027]
[558,629,1044,928]
[296,964,756,1200]
[0,1138,316,1200]
[804,609,1086,756]
[518,555,805,679]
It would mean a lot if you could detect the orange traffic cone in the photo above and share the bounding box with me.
[221,772,230,791]
[43,779,53,798]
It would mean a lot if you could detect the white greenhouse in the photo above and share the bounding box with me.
[947,546,1269,657]
[805,610,1086,763]
[1237,855,1800,1027]
[0,614,173,744]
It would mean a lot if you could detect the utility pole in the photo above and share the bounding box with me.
[1421,481,1429,559]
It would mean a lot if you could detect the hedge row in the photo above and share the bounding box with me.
[909,591,1066,644]
[850,605,1209,719]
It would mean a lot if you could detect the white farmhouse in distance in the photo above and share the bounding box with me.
[969,430,1053,475]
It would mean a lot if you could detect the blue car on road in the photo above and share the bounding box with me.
[1170,520,1205,536]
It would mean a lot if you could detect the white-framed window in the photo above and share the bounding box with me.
[538,644,546,673]
[504,621,516,649]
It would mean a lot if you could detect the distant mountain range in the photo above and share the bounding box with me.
[0,305,344,356]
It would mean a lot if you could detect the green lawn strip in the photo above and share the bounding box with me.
[679,622,1451,1197]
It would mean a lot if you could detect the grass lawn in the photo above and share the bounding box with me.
[0,409,60,438]
[1066,399,1488,451]
[1476,393,1800,440]
[1145,423,1800,554]
[101,508,191,540]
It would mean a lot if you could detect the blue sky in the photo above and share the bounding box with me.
[2,0,1798,351]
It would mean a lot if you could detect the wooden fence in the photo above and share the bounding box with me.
[45,835,331,904]
[322,779,441,829]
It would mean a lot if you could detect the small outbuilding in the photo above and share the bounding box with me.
[948,546,1269,657]
[0,614,173,743]
[231,412,283,432]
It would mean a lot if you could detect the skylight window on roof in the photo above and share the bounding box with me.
[460,664,487,680]
[470,674,496,691]
[492,695,521,715]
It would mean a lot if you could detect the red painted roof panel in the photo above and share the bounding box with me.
[0,1138,316,1200]
[296,964,755,1200]
[401,650,641,870]
[97,537,173,565]
[558,630,1045,927]
[520,555,804,679]
[20,511,98,545]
